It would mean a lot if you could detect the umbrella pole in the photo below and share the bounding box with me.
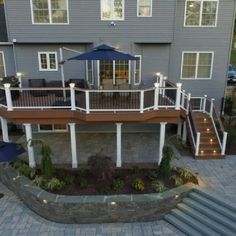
[59,48,67,101]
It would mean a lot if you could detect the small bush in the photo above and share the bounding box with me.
[32,176,46,188]
[96,180,110,194]
[132,178,145,191]
[179,168,193,180]
[152,180,167,193]
[78,168,89,178]
[170,175,183,187]
[87,155,114,180]
[148,170,159,181]
[79,179,88,189]
[112,178,124,192]
[45,177,65,191]
[63,175,75,185]
[159,146,175,178]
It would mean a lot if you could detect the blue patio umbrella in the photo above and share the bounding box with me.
[0,141,25,163]
[68,44,138,61]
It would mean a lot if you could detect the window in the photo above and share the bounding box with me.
[134,55,141,85]
[38,124,67,132]
[38,52,58,71]
[185,0,218,27]
[137,0,152,17]
[0,52,6,78]
[86,61,94,85]
[101,0,124,20]
[181,52,213,79]
[31,0,68,24]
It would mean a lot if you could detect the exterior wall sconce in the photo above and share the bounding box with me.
[109,21,116,26]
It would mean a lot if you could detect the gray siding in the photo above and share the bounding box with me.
[14,44,88,86]
[169,0,236,105]
[5,0,175,43]
[0,45,15,76]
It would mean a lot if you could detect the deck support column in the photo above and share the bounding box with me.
[116,123,122,167]
[182,121,187,144]
[24,124,35,168]
[0,117,9,142]
[177,119,182,137]
[158,122,167,165]
[69,123,78,168]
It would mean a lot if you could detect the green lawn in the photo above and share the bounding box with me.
[230,50,236,66]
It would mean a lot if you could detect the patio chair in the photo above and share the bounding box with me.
[28,79,47,97]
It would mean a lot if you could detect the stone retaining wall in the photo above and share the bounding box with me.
[0,165,195,224]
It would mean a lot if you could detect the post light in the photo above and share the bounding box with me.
[4,83,11,89]
[69,83,75,88]
[156,72,161,77]
[16,72,22,89]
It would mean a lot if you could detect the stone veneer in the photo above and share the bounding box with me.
[0,165,195,224]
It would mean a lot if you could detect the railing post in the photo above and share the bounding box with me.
[181,89,185,109]
[221,132,228,155]
[202,95,207,113]
[140,90,144,113]
[156,72,161,84]
[187,93,191,115]
[210,98,215,118]
[175,83,182,110]
[85,90,90,114]
[154,83,159,110]
[4,83,13,111]
[195,132,201,156]
[162,76,167,97]
[70,83,76,111]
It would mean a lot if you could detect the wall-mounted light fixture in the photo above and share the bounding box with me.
[109,21,116,26]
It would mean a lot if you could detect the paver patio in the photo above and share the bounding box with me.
[0,154,236,236]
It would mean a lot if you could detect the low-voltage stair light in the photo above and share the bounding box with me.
[210,139,213,143]
[204,118,207,122]
[206,128,210,132]
[213,150,216,154]
[201,150,204,154]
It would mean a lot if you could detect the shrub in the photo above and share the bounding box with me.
[112,178,124,192]
[78,168,89,178]
[32,175,46,188]
[14,161,36,179]
[79,178,88,189]
[40,144,53,179]
[45,177,65,191]
[148,170,159,181]
[63,175,75,185]
[87,155,114,180]
[96,180,110,194]
[159,145,175,178]
[179,168,193,180]
[170,175,183,187]
[152,180,167,193]
[132,178,145,191]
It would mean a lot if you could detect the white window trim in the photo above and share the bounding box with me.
[38,124,68,133]
[180,51,214,80]
[134,55,142,85]
[0,51,6,78]
[38,52,58,71]
[100,0,125,21]
[86,60,94,85]
[137,0,152,17]
[31,0,69,25]
[184,0,219,27]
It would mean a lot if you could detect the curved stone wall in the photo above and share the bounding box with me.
[0,165,195,224]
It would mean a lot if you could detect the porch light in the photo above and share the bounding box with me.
[69,83,75,88]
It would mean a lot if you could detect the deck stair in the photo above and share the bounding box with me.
[164,188,236,236]
[189,111,224,159]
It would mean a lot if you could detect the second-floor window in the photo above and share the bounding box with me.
[0,52,6,78]
[181,52,213,79]
[31,0,68,24]
[137,0,152,17]
[185,0,218,27]
[101,0,124,20]
[38,52,58,71]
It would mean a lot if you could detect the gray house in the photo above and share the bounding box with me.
[0,0,233,167]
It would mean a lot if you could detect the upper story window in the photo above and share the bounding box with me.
[137,0,152,17]
[0,52,6,78]
[101,0,124,20]
[185,0,218,27]
[31,0,68,24]
[181,51,213,79]
[134,55,142,85]
[38,52,58,71]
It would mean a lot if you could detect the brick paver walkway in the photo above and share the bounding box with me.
[1,155,236,236]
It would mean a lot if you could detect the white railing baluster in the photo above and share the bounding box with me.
[210,98,215,118]
[175,83,182,110]
[85,90,90,114]
[195,132,201,156]
[202,95,207,113]
[4,83,13,111]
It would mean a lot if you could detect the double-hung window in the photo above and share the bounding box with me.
[137,0,152,17]
[181,52,213,79]
[38,52,58,71]
[31,0,68,24]
[134,55,142,85]
[0,52,6,78]
[185,0,218,27]
[101,0,124,20]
